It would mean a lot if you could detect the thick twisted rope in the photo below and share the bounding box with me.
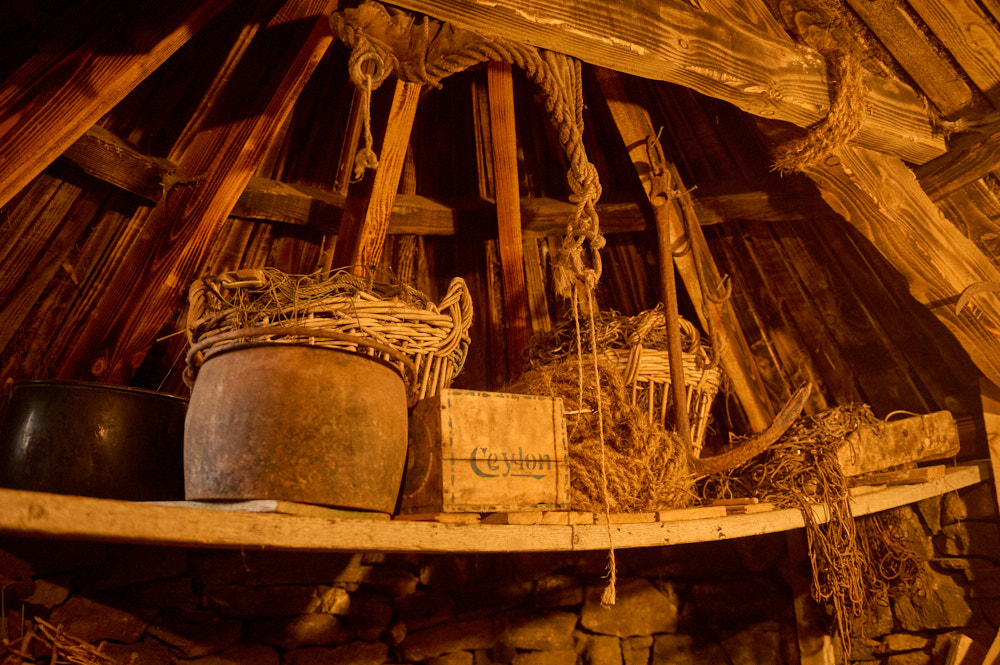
[330,1,604,295]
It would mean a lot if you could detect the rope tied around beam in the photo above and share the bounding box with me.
[771,5,869,173]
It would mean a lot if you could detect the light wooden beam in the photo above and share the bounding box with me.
[385,0,944,164]
[594,65,777,432]
[330,79,423,270]
[488,61,530,373]
[0,0,232,210]
[801,145,1000,388]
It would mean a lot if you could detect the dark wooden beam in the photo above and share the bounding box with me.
[60,125,826,234]
[0,0,232,209]
[385,0,944,164]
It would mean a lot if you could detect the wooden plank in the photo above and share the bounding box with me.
[0,0,232,209]
[799,145,1000,389]
[59,125,175,202]
[147,500,391,520]
[593,65,776,432]
[330,79,422,270]
[656,506,728,521]
[0,464,984,553]
[58,0,338,383]
[487,61,530,371]
[916,129,1000,202]
[905,0,1000,108]
[838,412,959,476]
[388,0,944,164]
[844,0,973,116]
[849,465,947,486]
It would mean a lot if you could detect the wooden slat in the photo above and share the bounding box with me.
[593,65,776,431]
[905,0,1000,108]
[915,128,1000,202]
[0,464,984,552]
[845,0,973,116]
[0,0,232,209]
[58,0,338,383]
[487,61,530,371]
[330,79,422,270]
[389,0,945,164]
[60,126,175,202]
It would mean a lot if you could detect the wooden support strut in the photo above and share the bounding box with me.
[593,65,776,432]
[331,79,423,271]
[59,0,338,384]
[487,61,531,375]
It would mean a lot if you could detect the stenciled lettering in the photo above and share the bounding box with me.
[469,446,552,480]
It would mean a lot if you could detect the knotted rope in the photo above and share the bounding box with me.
[330,1,604,296]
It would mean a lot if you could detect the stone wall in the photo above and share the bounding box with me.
[1,483,998,664]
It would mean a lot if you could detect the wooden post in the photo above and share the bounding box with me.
[331,79,422,271]
[487,61,530,375]
[783,530,836,665]
[593,66,776,431]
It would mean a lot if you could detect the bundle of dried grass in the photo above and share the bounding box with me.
[508,357,695,513]
[1,618,116,665]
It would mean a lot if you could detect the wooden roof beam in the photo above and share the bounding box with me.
[0,0,233,210]
[384,0,945,165]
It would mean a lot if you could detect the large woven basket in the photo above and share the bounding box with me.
[184,268,474,400]
[598,312,722,457]
[530,307,722,456]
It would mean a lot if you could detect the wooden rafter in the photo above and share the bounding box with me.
[0,0,233,210]
[385,0,945,164]
[59,0,338,383]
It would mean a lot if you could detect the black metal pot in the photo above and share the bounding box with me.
[0,380,187,500]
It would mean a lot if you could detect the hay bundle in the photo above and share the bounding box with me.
[508,358,694,513]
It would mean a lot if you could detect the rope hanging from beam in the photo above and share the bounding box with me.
[330,0,604,298]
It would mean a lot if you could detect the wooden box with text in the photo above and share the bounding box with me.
[397,389,570,514]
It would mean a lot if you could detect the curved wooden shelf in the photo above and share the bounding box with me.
[0,464,986,553]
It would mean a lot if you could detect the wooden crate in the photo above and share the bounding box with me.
[398,389,570,513]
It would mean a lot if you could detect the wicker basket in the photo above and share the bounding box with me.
[184,268,473,400]
[599,311,722,456]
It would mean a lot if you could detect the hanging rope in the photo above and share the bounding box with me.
[330,1,604,296]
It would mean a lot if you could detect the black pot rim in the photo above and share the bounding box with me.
[10,379,188,404]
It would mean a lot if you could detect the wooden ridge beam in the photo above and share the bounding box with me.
[385,0,944,164]
[0,0,232,210]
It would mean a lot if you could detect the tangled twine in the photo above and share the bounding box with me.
[699,403,928,659]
